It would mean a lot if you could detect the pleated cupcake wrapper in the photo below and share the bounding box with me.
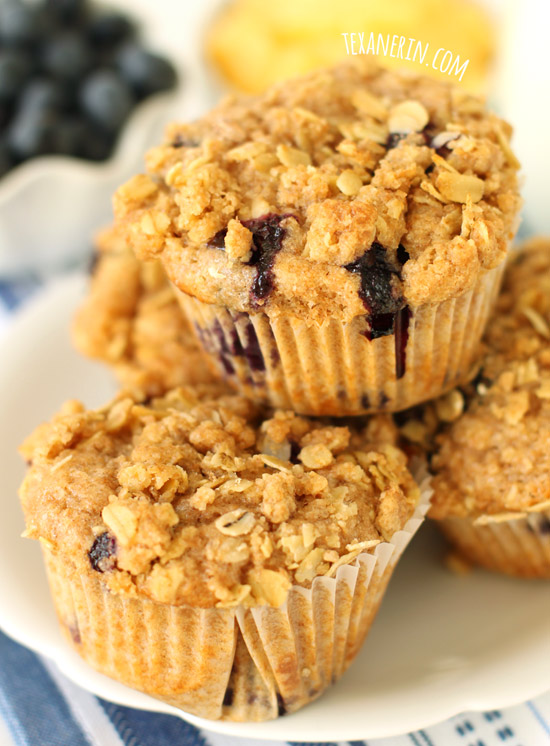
[41,477,431,723]
[174,264,505,416]
[439,508,550,578]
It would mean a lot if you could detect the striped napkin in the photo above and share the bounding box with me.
[0,276,549,746]
[1,631,549,746]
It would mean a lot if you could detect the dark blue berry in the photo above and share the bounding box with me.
[87,11,135,48]
[243,214,291,301]
[88,531,117,572]
[209,213,295,302]
[0,139,14,177]
[386,132,407,150]
[18,78,71,115]
[7,107,56,159]
[116,42,177,97]
[0,1,45,46]
[0,102,14,131]
[394,306,411,379]
[345,243,404,321]
[41,31,93,82]
[0,50,32,101]
[53,116,87,156]
[344,243,412,377]
[79,123,114,161]
[80,69,134,132]
[45,0,87,25]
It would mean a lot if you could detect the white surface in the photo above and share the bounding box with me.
[489,0,550,235]
[0,715,13,746]
[0,275,549,741]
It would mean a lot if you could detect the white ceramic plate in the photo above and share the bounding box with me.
[0,275,549,741]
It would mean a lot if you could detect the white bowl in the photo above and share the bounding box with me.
[0,0,228,279]
[0,90,178,279]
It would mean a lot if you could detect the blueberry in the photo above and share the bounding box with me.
[88,532,117,572]
[80,127,114,161]
[386,132,407,150]
[41,31,93,82]
[0,1,45,46]
[243,214,293,301]
[209,214,293,302]
[7,107,56,160]
[0,139,14,177]
[0,102,14,132]
[345,243,404,319]
[0,50,32,101]
[80,69,134,133]
[87,11,135,49]
[116,43,177,97]
[53,116,86,156]
[44,0,87,25]
[18,78,71,115]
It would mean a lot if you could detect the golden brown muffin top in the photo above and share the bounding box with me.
[114,61,521,325]
[73,225,218,396]
[19,386,419,608]
[428,237,550,521]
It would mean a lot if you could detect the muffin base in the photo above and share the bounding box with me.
[175,265,505,416]
[42,481,431,722]
[439,509,550,578]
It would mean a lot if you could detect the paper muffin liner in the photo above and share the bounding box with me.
[438,506,550,578]
[41,476,431,722]
[173,264,505,416]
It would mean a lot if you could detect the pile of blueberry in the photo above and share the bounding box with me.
[0,0,178,176]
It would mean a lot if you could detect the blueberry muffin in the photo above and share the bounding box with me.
[427,238,550,577]
[73,225,218,396]
[19,384,428,721]
[114,61,521,416]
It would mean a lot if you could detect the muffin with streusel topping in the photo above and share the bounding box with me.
[19,384,429,721]
[114,61,521,416]
[73,225,219,396]
[428,237,550,577]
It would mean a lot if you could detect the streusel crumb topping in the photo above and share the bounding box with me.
[426,238,550,520]
[73,225,218,396]
[19,386,419,608]
[114,61,521,322]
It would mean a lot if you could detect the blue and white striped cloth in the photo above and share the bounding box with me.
[1,277,549,746]
[1,630,549,746]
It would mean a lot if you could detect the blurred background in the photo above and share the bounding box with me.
[0,0,548,278]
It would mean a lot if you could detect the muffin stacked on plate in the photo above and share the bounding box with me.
[20,386,426,720]
[425,237,550,578]
[19,61,523,721]
[114,61,520,415]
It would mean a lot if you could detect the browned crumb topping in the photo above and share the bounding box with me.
[73,225,219,396]
[425,238,550,520]
[114,61,521,322]
[19,386,419,608]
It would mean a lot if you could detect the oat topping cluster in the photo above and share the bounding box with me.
[114,62,520,322]
[19,386,418,608]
